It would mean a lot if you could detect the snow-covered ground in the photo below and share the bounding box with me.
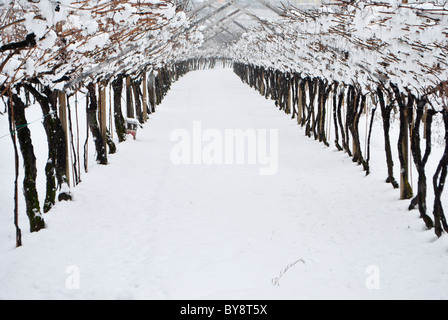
[1,69,448,300]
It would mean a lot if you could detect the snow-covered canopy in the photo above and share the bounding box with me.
[2,0,448,107]
[0,0,203,93]
[226,0,448,109]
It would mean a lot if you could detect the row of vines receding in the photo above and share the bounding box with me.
[228,0,448,238]
[0,0,218,247]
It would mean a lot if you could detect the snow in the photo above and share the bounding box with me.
[1,69,448,300]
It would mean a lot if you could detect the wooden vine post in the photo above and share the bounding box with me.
[99,81,108,154]
[287,80,292,115]
[126,76,134,119]
[400,98,413,200]
[297,81,303,125]
[56,20,71,187]
[143,72,148,123]
[59,91,71,188]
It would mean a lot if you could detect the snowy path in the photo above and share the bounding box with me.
[1,69,448,299]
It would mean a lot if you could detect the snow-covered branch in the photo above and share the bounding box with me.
[0,0,202,92]
[229,0,448,109]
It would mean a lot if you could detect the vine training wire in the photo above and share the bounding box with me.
[0,110,56,140]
